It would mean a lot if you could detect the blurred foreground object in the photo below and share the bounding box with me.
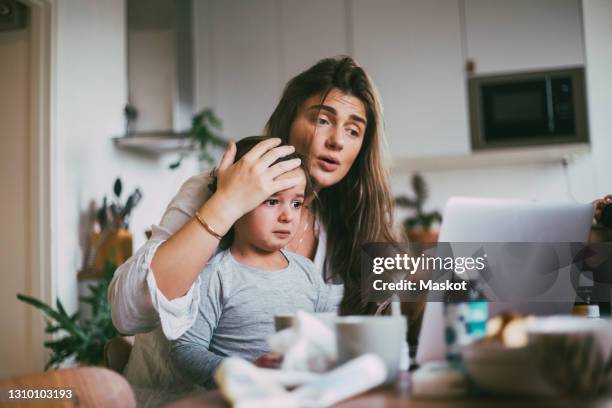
[462,316,612,397]
[214,354,386,408]
[0,366,135,408]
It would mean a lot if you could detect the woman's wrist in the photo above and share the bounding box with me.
[198,192,242,236]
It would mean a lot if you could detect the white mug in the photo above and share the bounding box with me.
[274,312,338,332]
[336,316,407,382]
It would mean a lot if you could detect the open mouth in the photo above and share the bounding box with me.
[317,155,340,171]
[318,155,340,165]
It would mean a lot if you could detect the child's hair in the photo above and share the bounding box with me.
[208,135,313,249]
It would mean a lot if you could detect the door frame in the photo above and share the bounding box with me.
[21,0,54,372]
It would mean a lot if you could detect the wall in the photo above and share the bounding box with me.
[464,0,584,74]
[352,0,470,159]
[54,0,198,315]
[582,0,612,199]
[127,0,177,133]
[400,0,611,217]
[193,0,349,136]
[192,0,610,227]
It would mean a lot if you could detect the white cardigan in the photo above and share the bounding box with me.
[108,171,341,341]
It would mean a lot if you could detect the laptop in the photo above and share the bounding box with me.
[416,197,593,364]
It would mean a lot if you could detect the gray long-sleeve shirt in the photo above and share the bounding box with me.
[170,248,336,387]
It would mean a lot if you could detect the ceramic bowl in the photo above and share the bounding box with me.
[525,316,612,395]
[462,342,558,396]
[462,317,612,396]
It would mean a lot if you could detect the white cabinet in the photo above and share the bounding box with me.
[200,0,283,139]
[351,0,470,158]
[464,0,584,74]
[194,0,348,140]
[279,0,348,84]
[192,0,586,163]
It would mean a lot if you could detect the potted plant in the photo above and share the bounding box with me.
[17,261,121,369]
[170,108,227,169]
[395,173,442,243]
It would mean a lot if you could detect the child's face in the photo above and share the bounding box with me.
[233,168,307,252]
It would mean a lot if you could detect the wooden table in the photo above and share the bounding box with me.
[164,372,612,408]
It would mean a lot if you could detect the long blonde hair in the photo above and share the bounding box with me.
[264,56,396,314]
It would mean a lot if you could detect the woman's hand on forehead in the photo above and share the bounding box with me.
[213,138,304,219]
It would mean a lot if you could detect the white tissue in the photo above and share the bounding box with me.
[216,354,387,408]
[215,310,389,408]
[214,358,288,406]
[411,361,469,398]
[268,311,337,372]
[292,353,387,407]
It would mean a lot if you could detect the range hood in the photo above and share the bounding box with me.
[125,0,193,136]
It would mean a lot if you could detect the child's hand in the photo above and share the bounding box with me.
[254,352,283,369]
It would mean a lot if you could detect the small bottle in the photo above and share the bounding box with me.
[444,278,488,362]
[573,271,600,319]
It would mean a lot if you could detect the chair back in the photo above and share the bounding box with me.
[104,336,134,373]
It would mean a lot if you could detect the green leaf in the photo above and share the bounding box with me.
[18,294,88,342]
[169,157,183,170]
[206,111,222,129]
[113,178,122,198]
[182,108,225,169]
[395,196,417,208]
[403,218,419,230]
[20,256,122,368]
[45,324,63,334]
[411,173,427,201]
[18,294,65,323]
[56,299,69,318]
[79,295,94,303]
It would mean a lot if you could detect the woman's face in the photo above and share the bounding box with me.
[289,88,367,189]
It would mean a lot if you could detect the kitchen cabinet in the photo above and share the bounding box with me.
[206,0,283,139]
[464,0,584,74]
[351,0,470,158]
[278,0,348,84]
[192,0,586,167]
[195,0,349,140]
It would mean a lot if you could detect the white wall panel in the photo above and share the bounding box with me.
[465,0,584,74]
[352,0,470,158]
[279,0,348,84]
[211,0,282,139]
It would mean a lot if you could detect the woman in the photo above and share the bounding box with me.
[108,56,397,400]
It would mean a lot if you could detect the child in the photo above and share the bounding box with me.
[170,136,335,388]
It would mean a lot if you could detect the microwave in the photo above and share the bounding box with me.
[468,68,589,150]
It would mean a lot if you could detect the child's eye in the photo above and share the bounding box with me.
[264,199,279,206]
[291,201,303,209]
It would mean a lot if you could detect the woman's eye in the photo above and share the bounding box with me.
[317,117,330,126]
[291,201,303,209]
[264,199,279,206]
[347,128,361,137]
